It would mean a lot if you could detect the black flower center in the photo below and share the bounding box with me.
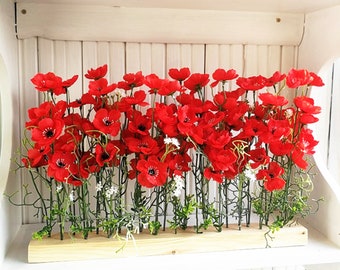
[43,127,55,138]
[138,124,146,131]
[101,152,110,160]
[148,167,158,177]
[56,158,66,168]
[103,117,112,126]
[148,168,155,175]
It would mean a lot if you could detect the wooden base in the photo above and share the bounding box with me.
[28,223,308,263]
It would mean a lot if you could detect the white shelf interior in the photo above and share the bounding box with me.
[2,222,340,270]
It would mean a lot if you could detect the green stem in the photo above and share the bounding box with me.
[237,174,244,230]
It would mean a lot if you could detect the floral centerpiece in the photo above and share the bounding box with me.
[11,64,323,243]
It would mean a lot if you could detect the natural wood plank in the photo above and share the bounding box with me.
[28,223,308,263]
[17,3,304,45]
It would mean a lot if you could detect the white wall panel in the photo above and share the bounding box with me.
[109,42,126,83]
[18,37,39,224]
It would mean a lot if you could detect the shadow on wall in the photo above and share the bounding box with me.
[307,59,340,247]
[0,54,12,197]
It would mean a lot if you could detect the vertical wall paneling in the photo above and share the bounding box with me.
[230,45,244,89]
[96,42,110,67]
[281,46,298,104]
[191,44,205,73]
[166,44,181,71]
[257,45,269,77]
[37,38,54,73]
[82,42,99,102]
[179,44,193,68]
[151,43,166,77]
[139,43,152,75]
[125,43,141,73]
[19,37,39,224]
[109,42,126,83]
[244,45,259,76]
[19,38,298,224]
[63,41,83,101]
[267,45,282,75]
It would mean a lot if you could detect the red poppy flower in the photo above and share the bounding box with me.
[47,151,78,183]
[183,73,210,93]
[144,74,165,94]
[85,64,108,80]
[168,67,191,82]
[68,93,96,108]
[294,96,321,114]
[298,113,319,124]
[265,71,286,86]
[236,75,267,91]
[177,105,198,131]
[269,139,294,156]
[205,147,237,172]
[62,75,78,88]
[118,71,144,90]
[200,111,224,128]
[26,100,67,128]
[152,103,179,137]
[31,118,64,145]
[309,72,324,87]
[22,144,50,168]
[241,118,267,139]
[210,68,238,87]
[120,90,148,107]
[248,148,270,169]
[286,69,313,88]
[93,108,121,136]
[128,112,152,136]
[167,153,191,176]
[204,167,224,183]
[158,80,182,96]
[95,141,118,167]
[54,132,79,153]
[80,118,99,138]
[223,100,249,130]
[88,78,117,96]
[124,135,159,155]
[291,149,308,170]
[295,127,318,155]
[206,129,231,149]
[136,156,168,188]
[258,92,288,107]
[31,72,64,95]
[79,151,99,179]
[260,119,291,144]
[256,162,285,192]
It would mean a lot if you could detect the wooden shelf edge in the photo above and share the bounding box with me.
[28,223,308,263]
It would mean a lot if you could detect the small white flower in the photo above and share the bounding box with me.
[173,188,182,197]
[170,138,180,149]
[56,185,63,193]
[244,167,257,182]
[105,186,118,198]
[164,136,180,149]
[285,108,294,119]
[69,190,75,202]
[173,175,185,197]
[95,181,103,192]
[164,137,172,145]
